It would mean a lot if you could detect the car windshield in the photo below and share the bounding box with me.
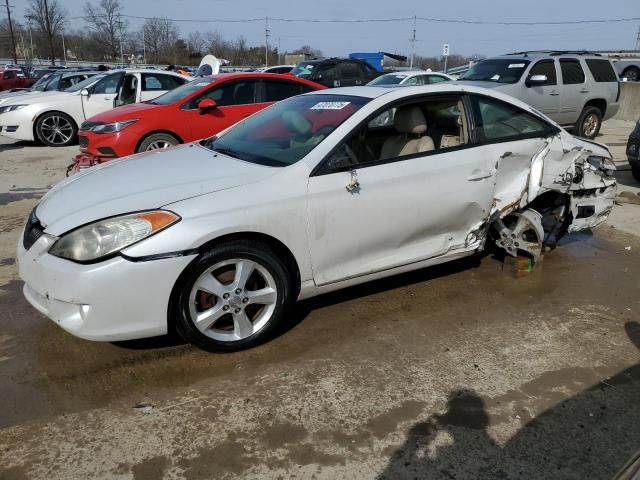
[203,94,370,167]
[291,63,317,79]
[368,74,408,86]
[148,78,214,105]
[461,59,531,84]
[65,74,106,92]
[32,73,54,91]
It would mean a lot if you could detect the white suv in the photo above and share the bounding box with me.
[460,51,620,138]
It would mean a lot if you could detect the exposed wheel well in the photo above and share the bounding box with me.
[32,110,78,141]
[198,232,301,295]
[135,130,183,153]
[583,98,607,118]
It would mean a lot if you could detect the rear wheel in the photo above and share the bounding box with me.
[35,111,77,147]
[575,106,602,139]
[137,132,179,152]
[623,67,640,82]
[172,241,293,352]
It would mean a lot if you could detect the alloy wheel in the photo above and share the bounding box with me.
[40,115,74,145]
[582,113,599,138]
[145,140,173,150]
[188,258,278,342]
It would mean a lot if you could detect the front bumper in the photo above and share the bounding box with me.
[0,110,34,141]
[18,232,196,341]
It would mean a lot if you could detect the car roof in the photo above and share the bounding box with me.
[486,51,607,61]
[307,82,555,117]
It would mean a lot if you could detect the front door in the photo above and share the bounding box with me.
[524,59,560,117]
[307,97,495,286]
[81,71,123,119]
[182,79,259,141]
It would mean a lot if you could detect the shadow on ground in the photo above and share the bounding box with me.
[378,321,640,480]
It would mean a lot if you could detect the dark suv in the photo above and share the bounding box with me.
[291,58,380,88]
[627,119,640,181]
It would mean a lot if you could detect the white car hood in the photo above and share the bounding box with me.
[4,90,72,106]
[37,143,278,235]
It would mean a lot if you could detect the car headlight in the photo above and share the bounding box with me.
[586,155,616,175]
[0,104,27,114]
[49,210,180,262]
[91,119,138,134]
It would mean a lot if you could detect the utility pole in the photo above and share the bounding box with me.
[43,0,56,65]
[142,26,146,64]
[265,16,270,67]
[4,0,18,64]
[61,28,66,64]
[28,18,34,59]
[635,24,640,51]
[409,15,416,70]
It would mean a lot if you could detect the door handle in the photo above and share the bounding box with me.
[549,91,560,96]
[580,89,589,93]
[466,169,494,181]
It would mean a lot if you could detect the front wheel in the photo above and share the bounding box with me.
[137,132,179,152]
[575,106,602,139]
[171,241,293,352]
[35,111,77,147]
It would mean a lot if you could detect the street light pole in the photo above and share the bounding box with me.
[264,16,270,67]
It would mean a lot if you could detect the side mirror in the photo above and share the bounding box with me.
[80,88,90,97]
[526,74,548,87]
[198,98,217,113]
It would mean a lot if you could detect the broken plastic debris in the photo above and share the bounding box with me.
[133,403,154,413]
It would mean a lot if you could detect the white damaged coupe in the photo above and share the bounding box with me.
[18,84,617,351]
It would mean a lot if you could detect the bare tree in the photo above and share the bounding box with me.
[142,17,179,64]
[26,0,66,64]
[84,0,127,61]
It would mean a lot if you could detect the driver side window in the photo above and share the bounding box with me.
[92,73,123,94]
[189,80,257,108]
[321,96,470,174]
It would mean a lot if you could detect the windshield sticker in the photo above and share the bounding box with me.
[508,63,526,68]
[310,101,351,110]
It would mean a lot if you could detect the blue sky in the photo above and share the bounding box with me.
[16,0,640,57]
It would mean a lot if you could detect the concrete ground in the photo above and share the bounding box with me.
[0,121,639,480]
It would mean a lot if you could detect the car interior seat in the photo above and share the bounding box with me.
[232,83,254,104]
[380,105,434,160]
[282,110,325,148]
[439,101,468,148]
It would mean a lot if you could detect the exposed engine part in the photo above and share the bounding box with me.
[494,209,544,261]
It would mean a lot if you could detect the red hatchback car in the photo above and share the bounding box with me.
[71,73,325,172]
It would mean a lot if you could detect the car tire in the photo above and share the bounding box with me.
[137,133,179,152]
[575,106,602,139]
[632,165,640,182]
[171,241,294,352]
[35,111,77,147]
[623,67,640,82]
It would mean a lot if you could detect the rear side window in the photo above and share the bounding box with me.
[3,71,15,79]
[586,59,618,82]
[529,60,557,85]
[338,62,363,81]
[426,75,449,84]
[264,80,303,102]
[560,59,585,84]
[142,73,184,91]
[470,95,553,142]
